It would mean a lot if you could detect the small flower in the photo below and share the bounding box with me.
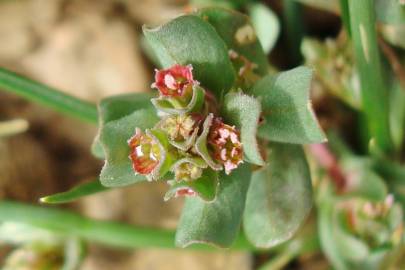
[208,118,243,174]
[128,128,161,175]
[159,114,201,142]
[174,162,203,182]
[152,64,197,97]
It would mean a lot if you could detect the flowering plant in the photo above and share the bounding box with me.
[92,8,326,248]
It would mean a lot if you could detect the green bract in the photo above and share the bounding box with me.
[90,8,325,248]
[151,85,205,115]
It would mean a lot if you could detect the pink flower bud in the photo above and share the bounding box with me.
[152,64,197,97]
[208,118,243,174]
[175,188,197,197]
[128,128,161,175]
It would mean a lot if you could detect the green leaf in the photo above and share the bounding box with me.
[92,93,154,159]
[196,8,269,76]
[143,15,236,97]
[349,0,393,152]
[389,80,405,150]
[341,158,387,202]
[175,163,251,248]
[372,159,405,210]
[0,67,97,124]
[335,221,369,262]
[243,143,313,248]
[40,180,109,204]
[164,169,218,202]
[222,92,264,166]
[375,0,405,25]
[95,93,159,187]
[318,184,351,270]
[248,3,280,54]
[250,66,326,144]
[381,24,405,49]
[98,93,155,124]
[151,85,205,115]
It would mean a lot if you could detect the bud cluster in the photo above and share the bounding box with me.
[128,64,243,199]
[343,195,403,248]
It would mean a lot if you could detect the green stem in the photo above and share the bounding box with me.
[283,0,304,65]
[348,0,393,153]
[0,68,98,124]
[259,252,295,270]
[0,201,254,251]
[258,227,320,270]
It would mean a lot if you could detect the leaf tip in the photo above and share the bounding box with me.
[39,197,48,203]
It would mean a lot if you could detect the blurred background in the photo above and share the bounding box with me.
[0,0,403,269]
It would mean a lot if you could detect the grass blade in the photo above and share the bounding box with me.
[283,0,305,65]
[348,0,393,153]
[0,201,253,250]
[40,180,109,204]
[339,0,351,37]
[0,68,98,124]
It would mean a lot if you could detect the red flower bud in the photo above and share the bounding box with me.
[128,128,161,175]
[152,64,197,97]
[208,118,243,174]
[175,188,197,197]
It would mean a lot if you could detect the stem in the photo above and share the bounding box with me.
[283,0,304,65]
[348,0,393,153]
[0,68,98,124]
[0,201,254,251]
[258,252,295,270]
[258,226,320,270]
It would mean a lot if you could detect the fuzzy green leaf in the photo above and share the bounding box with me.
[250,66,326,144]
[92,93,155,159]
[196,8,269,76]
[40,180,109,204]
[143,15,235,97]
[222,92,264,165]
[164,169,218,202]
[375,0,405,25]
[341,158,387,202]
[95,93,159,187]
[248,3,280,54]
[318,184,351,270]
[243,143,313,248]
[175,163,251,248]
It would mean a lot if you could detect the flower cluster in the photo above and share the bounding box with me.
[128,64,243,200]
[343,195,403,248]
